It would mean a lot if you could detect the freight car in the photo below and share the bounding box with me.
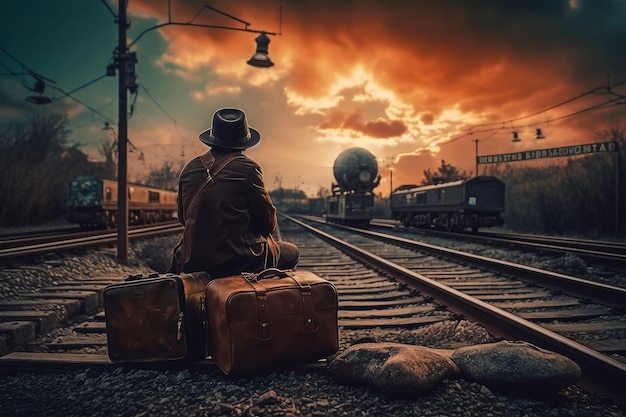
[390,175,505,232]
[325,147,380,228]
[67,176,177,229]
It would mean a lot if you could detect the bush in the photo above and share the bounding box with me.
[486,129,625,238]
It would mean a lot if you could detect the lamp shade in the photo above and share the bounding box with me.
[25,79,52,104]
[535,128,545,139]
[247,32,274,68]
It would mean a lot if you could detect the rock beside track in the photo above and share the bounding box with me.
[1,236,625,416]
[327,342,460,395]
[326,340,581,398]
[451,340,582,393]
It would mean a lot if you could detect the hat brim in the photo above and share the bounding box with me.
[199,128,261,149]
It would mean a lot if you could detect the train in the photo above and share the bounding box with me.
[390,175,505,232]
[325,147,380,227]
[67,176,178,229]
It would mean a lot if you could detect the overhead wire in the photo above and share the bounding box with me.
[440,81,626,147]
[139,82,190,144]
[1,41,190,170]
[3,43,190,155]
[0,43,150,163]
[0,44,117,125]
[468,83,624,129]
[0,44,56,84]
[6,36,623,170]
[49,84,114,125]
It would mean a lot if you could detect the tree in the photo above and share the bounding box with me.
[0,113,92,225]
[98,137,117,180]
[138,160,182,190]
[316,186,330,199]
[484,128,625,237]
[420,160,469,185]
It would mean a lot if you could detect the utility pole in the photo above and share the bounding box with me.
[108,1,278,263]
[474,139,479,177]
[117,0,129,263]
[616,149,621,236]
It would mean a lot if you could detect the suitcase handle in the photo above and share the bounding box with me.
[251,268,291,281]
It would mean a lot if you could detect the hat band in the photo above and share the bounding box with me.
[210,133,251,147]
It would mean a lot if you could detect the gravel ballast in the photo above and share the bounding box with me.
[0,236,625,416]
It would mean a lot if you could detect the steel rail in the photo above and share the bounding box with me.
[478,230,626,255]
[311,216,626,308]
[370,219,626,266]
[375,229,626,309]
[0,227,82,243]
[465,233,626,265]
[283,214,626,402]
[0,223,183,261]
[0,229,103,250]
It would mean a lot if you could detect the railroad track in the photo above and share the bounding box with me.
[477,230,626,256]
[369,218,626,269]
[0,222,183,263]
[289,216,626,400]
[0,215,625,404]
[0,226,82,244]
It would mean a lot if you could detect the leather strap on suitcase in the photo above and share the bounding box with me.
[246,269,321,369]
[179,272,212,361]
[247,268,317,339]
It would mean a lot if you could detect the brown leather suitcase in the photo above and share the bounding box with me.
[204,268,339,374]
[103,272,210,363]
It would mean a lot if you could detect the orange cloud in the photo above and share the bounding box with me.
[318,109,406,138]
[120,0,626,192]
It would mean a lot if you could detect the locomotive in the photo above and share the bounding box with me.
[390,175,505,232]
[325,147,380,227]
[67,176,177,229]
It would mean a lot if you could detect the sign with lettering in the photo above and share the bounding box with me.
[477,141,617,165]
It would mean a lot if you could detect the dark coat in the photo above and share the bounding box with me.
[169,149,279,277]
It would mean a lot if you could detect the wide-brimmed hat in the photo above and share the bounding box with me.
[199,108,261,149]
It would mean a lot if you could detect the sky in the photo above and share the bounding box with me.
[1,0,625,197]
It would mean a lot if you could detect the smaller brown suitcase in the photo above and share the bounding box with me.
[104,272,210,363]
[205,268,339,374]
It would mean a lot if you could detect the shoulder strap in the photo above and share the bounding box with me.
[183,152,244,220]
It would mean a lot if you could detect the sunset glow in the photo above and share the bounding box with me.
[1,0,624,196]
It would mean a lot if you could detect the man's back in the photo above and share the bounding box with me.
[168,107,298,277]
[177,151,277,277]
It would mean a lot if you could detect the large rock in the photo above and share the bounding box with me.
[450,340,581,393]
[327,342,459,395]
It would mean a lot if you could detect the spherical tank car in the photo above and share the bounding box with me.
[325,147,380,227]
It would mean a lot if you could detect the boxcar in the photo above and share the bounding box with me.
[67,176,177,229]
[390,176,505,232]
